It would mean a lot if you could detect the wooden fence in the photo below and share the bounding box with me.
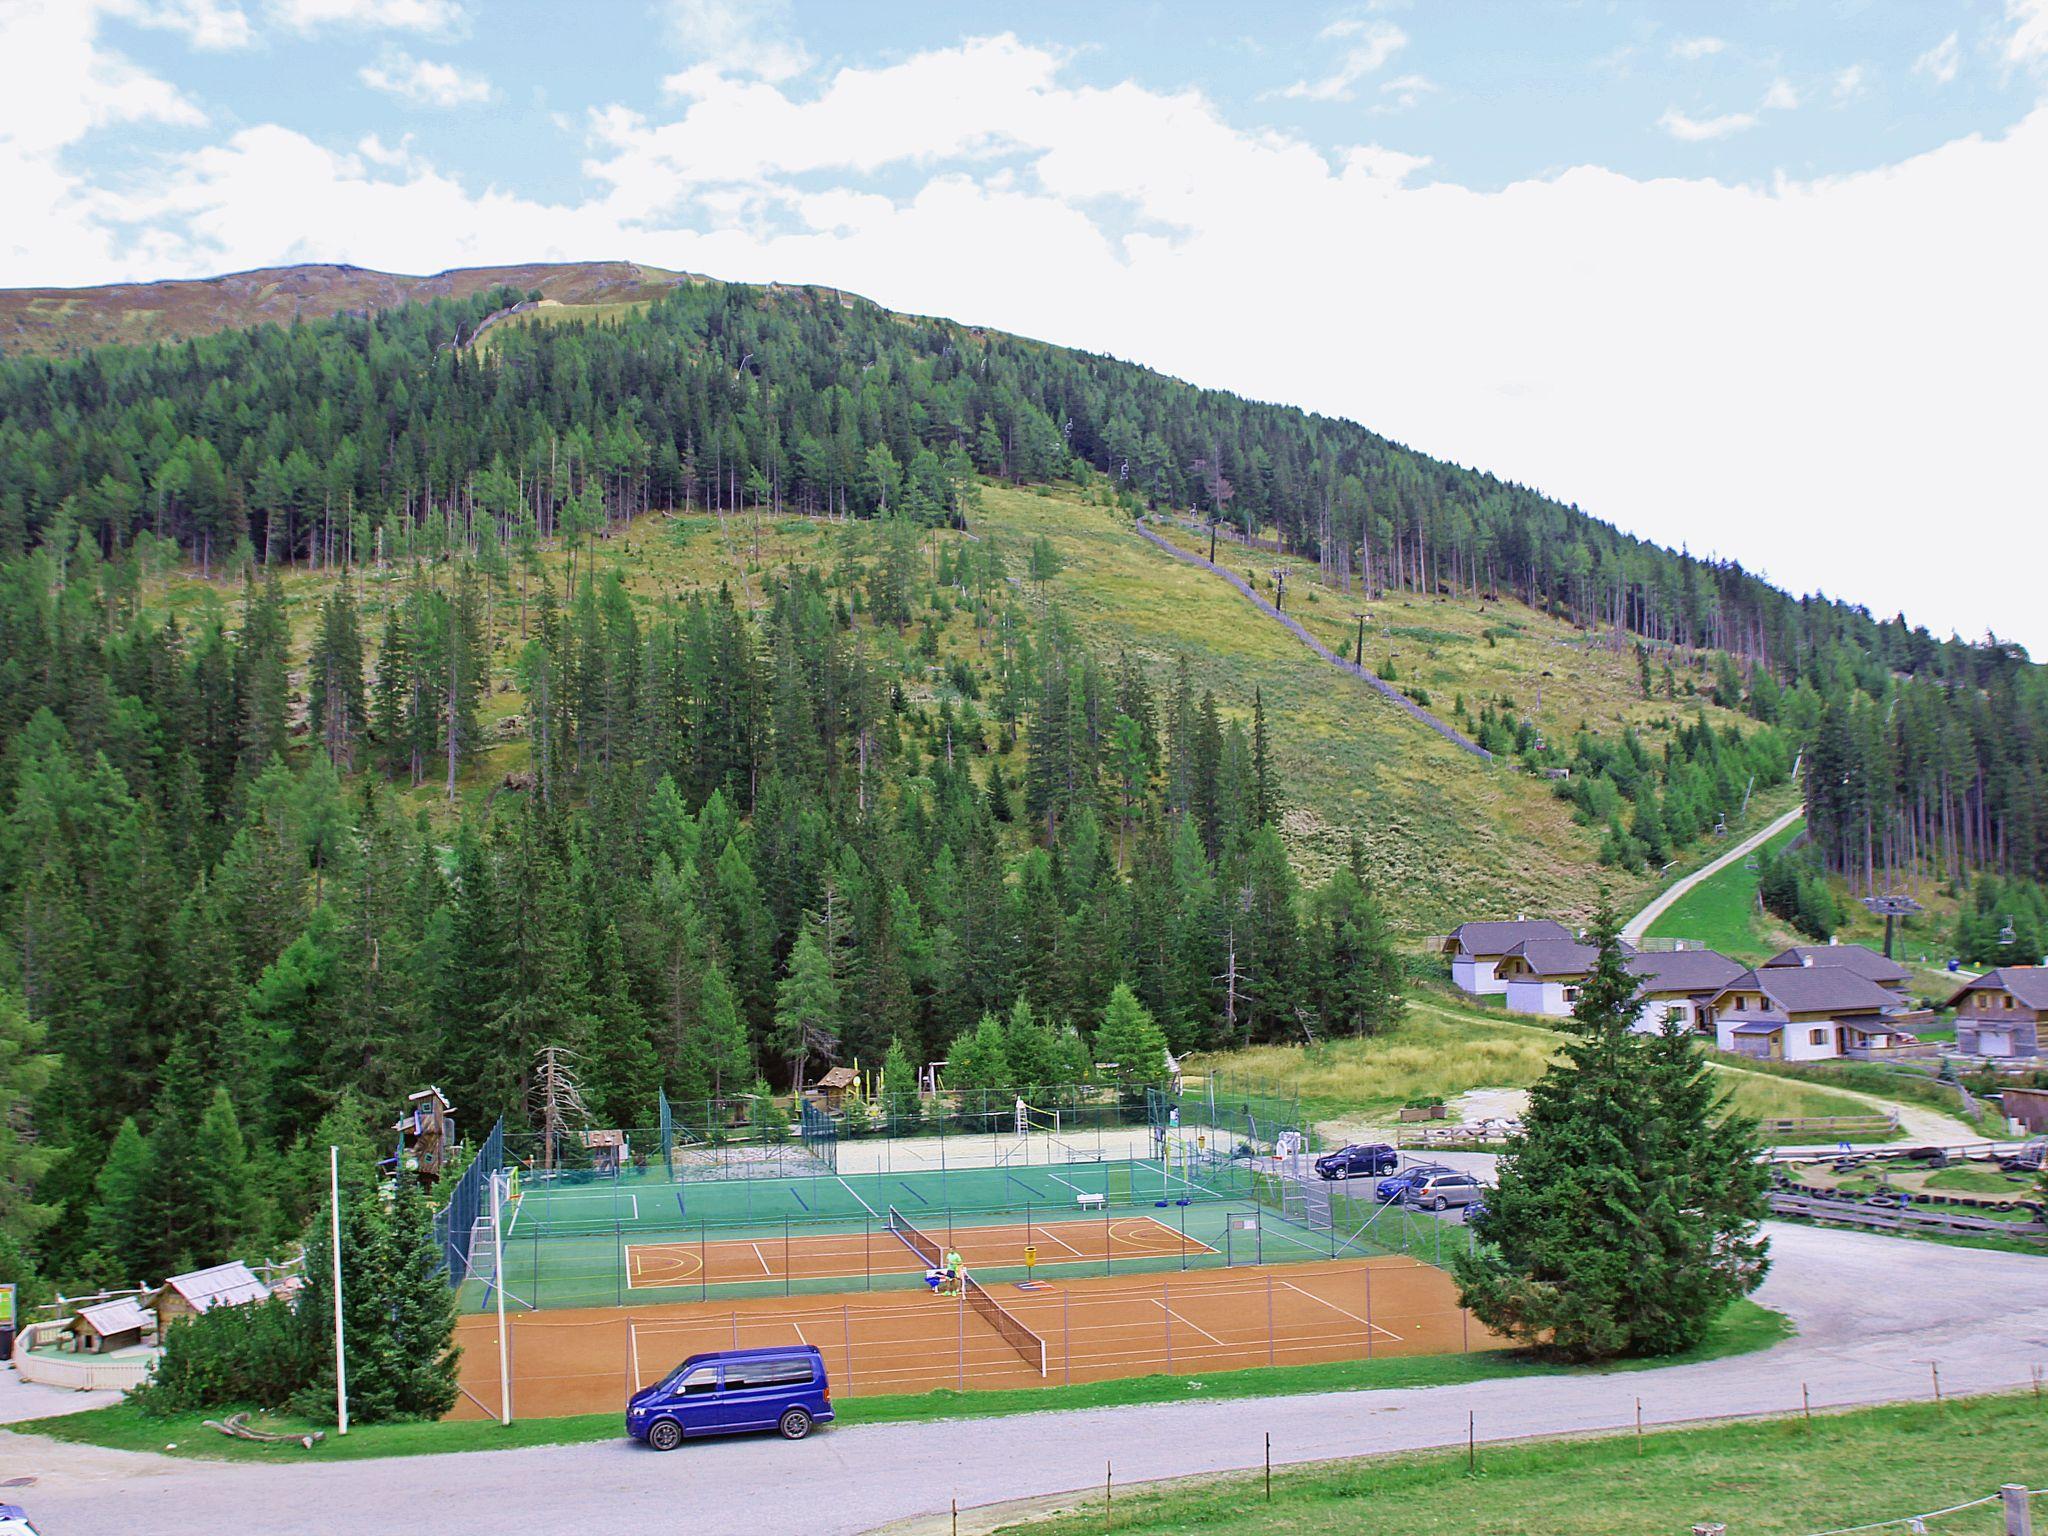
[1767,1190,2046,1239]
[9,1318,157,1393]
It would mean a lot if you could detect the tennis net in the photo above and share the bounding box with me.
[887,1206,1046,1376]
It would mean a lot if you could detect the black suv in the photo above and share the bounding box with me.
[1314,1143,1398,1181]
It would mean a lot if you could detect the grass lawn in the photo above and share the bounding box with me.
[1705,1063,1901,1141]
[1646,816,1807,961]
[992,1393,2048,1536]
[18,1301,1788,1464]
[1923,1166,2036,1196]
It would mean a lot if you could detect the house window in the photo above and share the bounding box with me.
[1808,1029,1826,1046]
[1563,986,1581,1004]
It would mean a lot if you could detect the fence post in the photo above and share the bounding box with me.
[2002,1485,2033,1536]
[957,1283,966,1389]
[1364,1264,1374,1359]
[1164,1280,1173,1373]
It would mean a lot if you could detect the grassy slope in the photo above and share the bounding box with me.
[17,1300,1787,1463]
[1645,819,1807,962]
[992,1394,2047,1536]
[979,488,1647,929]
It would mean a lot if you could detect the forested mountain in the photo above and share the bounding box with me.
[0,268,2041,1305]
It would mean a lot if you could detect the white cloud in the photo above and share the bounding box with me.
[1657,107,1757,142]
[661,0,810,83]
[1377,74,1437,112]
[11,32,2048,652]
[268,0,459,31]
[1669,36,1725,61]
[2005,0,2048,68]
[1277,18,1407,102]
[1762,78,1800,111]
[1832,64,1869,103]
[1914,32,1961,85]
[360,50,490,106]
[131,0,255,49]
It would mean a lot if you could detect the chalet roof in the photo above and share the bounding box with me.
[158,1261,269,1314]
[1500,939,1599,978]
[814,1066,858,1090]
[1949,966,2048,1011]
[1763,944,1912,985]
[76,1298,150,1336]
[1628,948,1746,996]
[1449,919,1572,957]
[1715,967,1900,1016]
[582,1129,626,1148]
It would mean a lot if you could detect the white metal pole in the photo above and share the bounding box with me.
[491,1170,512,1426]
[330,1145,348,1436]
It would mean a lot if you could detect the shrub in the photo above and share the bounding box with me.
[131,1296,314,1414]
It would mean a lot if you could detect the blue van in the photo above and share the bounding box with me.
[626,1344,833,1450]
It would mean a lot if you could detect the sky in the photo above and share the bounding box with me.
[3,0,2045,651]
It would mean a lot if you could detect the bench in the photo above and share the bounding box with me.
[1075,1192,1105,1211]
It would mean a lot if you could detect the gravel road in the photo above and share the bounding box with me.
[5,1222,2044,1536]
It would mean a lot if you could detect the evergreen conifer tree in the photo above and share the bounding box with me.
[1453,907,1770,1360]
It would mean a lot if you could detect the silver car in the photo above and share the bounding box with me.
[1403,1171,1485,1211]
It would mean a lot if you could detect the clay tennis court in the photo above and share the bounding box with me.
[452,1255,1495,1420]
[623,1211,1210,1289]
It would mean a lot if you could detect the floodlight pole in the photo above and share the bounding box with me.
[330,1145,348,1436]
[491,1169,512,1426]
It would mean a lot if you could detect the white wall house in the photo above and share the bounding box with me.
[1446,919,1572,996]
[1707,967,1905,1063]
[1496,939,1604,1017]
[1627,948,1746,1036]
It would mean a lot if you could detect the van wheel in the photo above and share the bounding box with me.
[778,1408,814,1440]
[647,1419,683,1452]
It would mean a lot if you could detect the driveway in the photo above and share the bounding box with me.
[1622,804,1805,941]
[4,1223,2044,1536]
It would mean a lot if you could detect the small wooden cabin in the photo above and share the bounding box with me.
[581,1128,627,1176]
[810,1066,859,1110]
[151,1262,270,1329]
[70,1298,150,1354]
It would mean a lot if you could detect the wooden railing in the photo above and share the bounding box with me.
[1755,1112,1898,1138]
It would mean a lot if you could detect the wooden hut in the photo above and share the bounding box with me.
[810,1066,859,1110]
[70,1298,150,1354]
[581,1128,627,1176]
[150,1262,270,1330]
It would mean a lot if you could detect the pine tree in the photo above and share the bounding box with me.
[383,1168,462,1418]
[881,1034,922,1134]
[1452,907,1770,1361]
[1250,686,1277,827]
[192,1086,269,1262]
[86,1116,149,1279]
[236,573,292,778]
[308,581,367,770]
[1093,982,1168,1085]
[698,959,752,1102]
[946,1011,1012,1094]
[1302,865,1404,1037]
[0,990,59,1279]
[771,928,841,1094]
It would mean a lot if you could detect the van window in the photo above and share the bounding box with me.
[673,1367,719,1397]
[723,1358,813,1391]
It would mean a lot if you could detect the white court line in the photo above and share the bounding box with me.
[1031,1225,1085,1258]
[791,1322,808,1344]
[750,1242,773,1275]
[836,1176,882,1219]
[1045,1171,1093,1195]
[1155,1298,1222,1345]
[628,1192,639,1221]
[1280,1278,1401,1341]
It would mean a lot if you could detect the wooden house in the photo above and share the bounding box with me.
[1626,947,1748,1034]
[150,1262,271,1329]
[581,1128,627,1176]
[809,1066,859,1110]
[1947,967,2048,1059]
[1763,943,1913,1000]
[70,1297,150,1354]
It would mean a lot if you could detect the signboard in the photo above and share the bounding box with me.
[0,1282,15,1328]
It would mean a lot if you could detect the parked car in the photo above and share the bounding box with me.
[627,1344,834,1450]
[0,1505,42,1536]
[1374,1164,1452,1203]
[1464,1194,1489,1227]
[1401,1171,1485,1211]
[1314,1143,1398,1181]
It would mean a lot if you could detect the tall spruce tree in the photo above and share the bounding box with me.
[1452,907,1770,1360]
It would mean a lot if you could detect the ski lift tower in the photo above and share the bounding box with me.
[1861,894,1924,961]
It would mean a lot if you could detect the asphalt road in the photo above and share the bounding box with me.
[6,1222,2046,1536]
[1621,803,1806,941]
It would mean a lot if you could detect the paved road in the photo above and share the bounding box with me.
[5,1223,2045,1536]
[1622,803,1805,941]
